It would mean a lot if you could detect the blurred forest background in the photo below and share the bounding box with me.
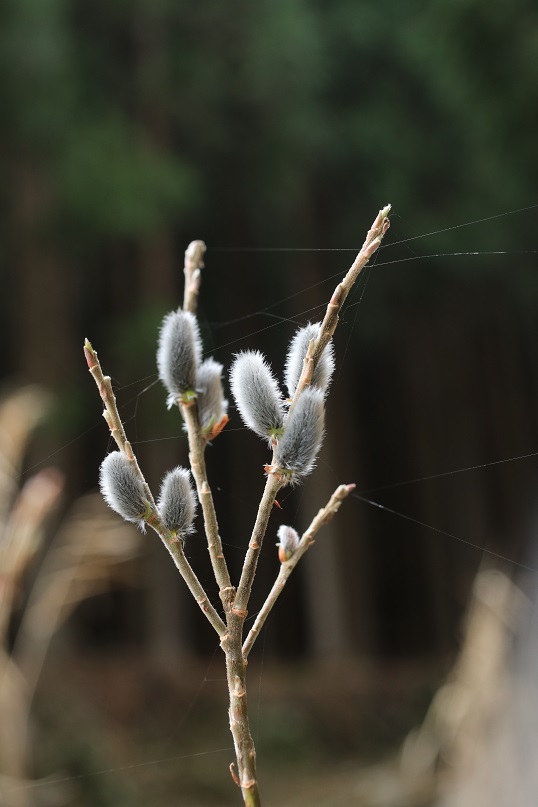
[1,0,538,804]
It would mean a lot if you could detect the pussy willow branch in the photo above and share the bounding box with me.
[84,340,226,637]
[178,241,234,610]
[235,204,391,616]
[243,483,355,658]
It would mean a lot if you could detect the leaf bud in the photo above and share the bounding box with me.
[99,451,150,529]
[157,467,197,537]
[196,358,229,439]
[274,388,325,484]
[229,351,285,444]
[284,322,334,398]
[277,525,300,562]
[157,309,202,407]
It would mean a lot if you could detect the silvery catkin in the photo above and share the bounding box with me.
[277,524,300,562]
[196,358,228,437]
[157,309,202,406]
[99,451,149,528]
[229,351,285,444]
[274,388,325,483]
[284,322,335,398]
[157,467,197,536]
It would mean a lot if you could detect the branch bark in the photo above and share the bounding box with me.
[181,403,234,611]
[233,473,283,616]
[290,204,391,409]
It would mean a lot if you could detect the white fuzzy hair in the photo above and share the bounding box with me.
[229,351,285,443]
[284,322,335,398]
[196,358,228,435]
[275,388,325,483]
[99,451,148,528]
[157,467,197,536]
[277,524,300,558]
[157,309,202,406]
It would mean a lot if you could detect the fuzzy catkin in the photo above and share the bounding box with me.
[157,309,202,406]
[196,358,228,436]
[157,467,197,536]
[277,525,300,561]
[229,351,285,443]
[284,322,335,398]
[274,388,325,482]
[99,451,149,528]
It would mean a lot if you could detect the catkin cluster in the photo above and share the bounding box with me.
[157,309,228,439]
[156,305,332,486]
[230,321,334,484]
[99,451,197,540]
[99,307,333,538]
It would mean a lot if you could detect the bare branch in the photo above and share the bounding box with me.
[181,403,234,610]
[243,483,355,657]
[290,204,391,409]
[152,511,227,637]
[233,473,283,617]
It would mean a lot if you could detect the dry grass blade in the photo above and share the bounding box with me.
[13,493,142,705]
[0,387,51,529]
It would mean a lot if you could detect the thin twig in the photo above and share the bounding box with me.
[155,513,227,636]
[233,473,283,616]
[182,404,234,610]
[243,483,355,657]
[290,204,391,409]
[177,247,234,610]
[183,240,206,314]
[84,340,226,637]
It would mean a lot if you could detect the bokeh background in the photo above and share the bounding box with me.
[1,1,538,804]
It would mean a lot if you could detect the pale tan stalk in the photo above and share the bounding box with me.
[243,483,355,657]
[183,240,206,313]
[181,403,234,610]
[222,614,261,807]
[177,247,234,609]
[290,204,391,410]
[233,473,283,616]
[84,340,226,637]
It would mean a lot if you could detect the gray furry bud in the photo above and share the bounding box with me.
[99,451,149,528]
[157,309,202,407]
[274,388,325,483]
[229,351,285,443]
[277,525,300,562]
[284,322,335,398]
[196,358,229,439]
[157,467,197,536]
